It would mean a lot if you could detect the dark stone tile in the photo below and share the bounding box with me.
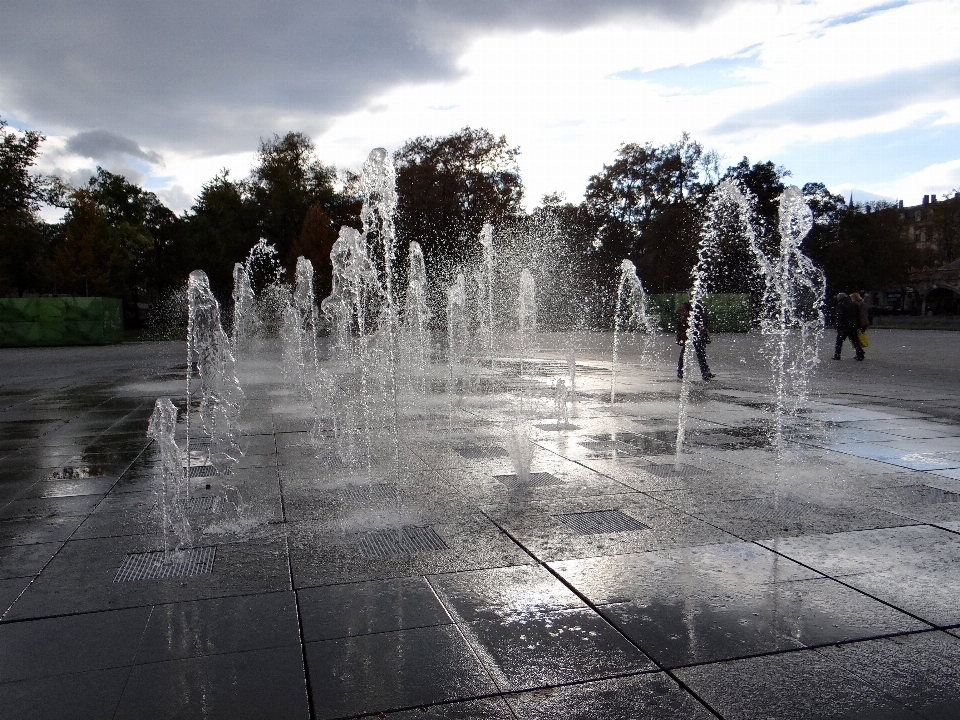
[769,525,960,626]
[136,591,301,663]
[306,624,497,719]
[115,645,309,720]
[4,535,291,620]
[506,672,716,720]
[298,576,451,641]
[428,564,585,622]
[0,541,62,579]
[815,631,960,719]
[288,514,533,588]
[0,515,84,547]
[0,576,31,615]
[24,478,116,498]
[0,606,151,681]
[0,494,101,520]
[678,649,924,719]
[0,666,129,720]
[553,543,924,667]
[464,607,655,691]
[688,495,911,541]
[482,492,736,562]
[384,696,513,718]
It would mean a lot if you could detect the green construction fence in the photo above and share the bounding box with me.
[0,297,123,347]
[646,293,752,333]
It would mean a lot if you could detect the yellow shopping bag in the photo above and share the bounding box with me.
[857,329,869,348]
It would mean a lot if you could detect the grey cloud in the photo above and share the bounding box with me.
[66,130,162,164]
[0,0,749,155]
[711,58,960,135]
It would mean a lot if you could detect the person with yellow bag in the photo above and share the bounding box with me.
[850,292,870,351]
[833,293,865,361]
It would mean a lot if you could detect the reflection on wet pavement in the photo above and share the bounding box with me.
[2,333,960,718]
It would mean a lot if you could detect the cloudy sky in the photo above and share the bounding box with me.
[3,0,958,216]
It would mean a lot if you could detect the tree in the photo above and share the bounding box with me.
[583,134,717,291]
[182,170,259,297]
[0,119,61,295]
[722,158,790,258]
[394,127,523,276]
[249,132,341,268]
[288,203,339,300]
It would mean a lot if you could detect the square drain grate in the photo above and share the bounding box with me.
[642,463,707,479]
[455,446,510,459]
[183,464,217,478]
[556,509,649,535]
[357,526,448,558]
[494,472,561,489]
[340,483,402,502]
[114,546,217,582]
[179,496,221,515]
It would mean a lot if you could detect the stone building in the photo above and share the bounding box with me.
[869,192,960,316]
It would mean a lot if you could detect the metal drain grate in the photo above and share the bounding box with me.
[642,463,707,479]
[114,546,217,582]
[340,483,402,502]
[455,446,510,459]
[494,472,561,489]
[183,464,217,478]
[556,509,649,535]
[188,440,211,450]
[179,496,221,515]
[357,526,448,558]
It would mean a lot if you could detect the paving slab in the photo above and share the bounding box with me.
[2,332,960,718]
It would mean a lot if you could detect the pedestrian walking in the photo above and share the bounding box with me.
[676,298,715,380]
[833,292,864,361]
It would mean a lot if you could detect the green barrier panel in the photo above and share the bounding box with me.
[0,298,123,346]
[647,293,752,333]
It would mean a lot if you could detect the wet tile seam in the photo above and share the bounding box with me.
[476,508,726,720]
[663,626,943,674]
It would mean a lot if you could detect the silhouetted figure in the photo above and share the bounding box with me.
[676,299,714,380]
[833,292,864,361]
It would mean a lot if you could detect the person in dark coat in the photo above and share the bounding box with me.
[833,292,864,361]
[676,298,715,380]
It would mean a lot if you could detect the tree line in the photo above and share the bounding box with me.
[1,118,930,322]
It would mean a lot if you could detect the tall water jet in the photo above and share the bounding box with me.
[446,273,468,396]
[677,180,754,450]
[518,268,537,362]
[147,397,192,555]
[282,257,320,399]
[758,186,825,426]
[509,268,538,482]
[321,226,379,467]
[401,241,432,398]
[231,261,257,357]
[360,148,402,477]
[477,223,495,356]
[611,259,655,404]
[187,270,244,475]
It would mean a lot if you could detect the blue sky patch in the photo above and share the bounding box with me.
[822,1,908,29]
[613,46,763,94]
[770,119,960,197]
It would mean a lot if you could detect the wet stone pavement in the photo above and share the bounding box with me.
[2,330,960,719]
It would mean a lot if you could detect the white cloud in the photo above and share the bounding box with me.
[8,0,960,214]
